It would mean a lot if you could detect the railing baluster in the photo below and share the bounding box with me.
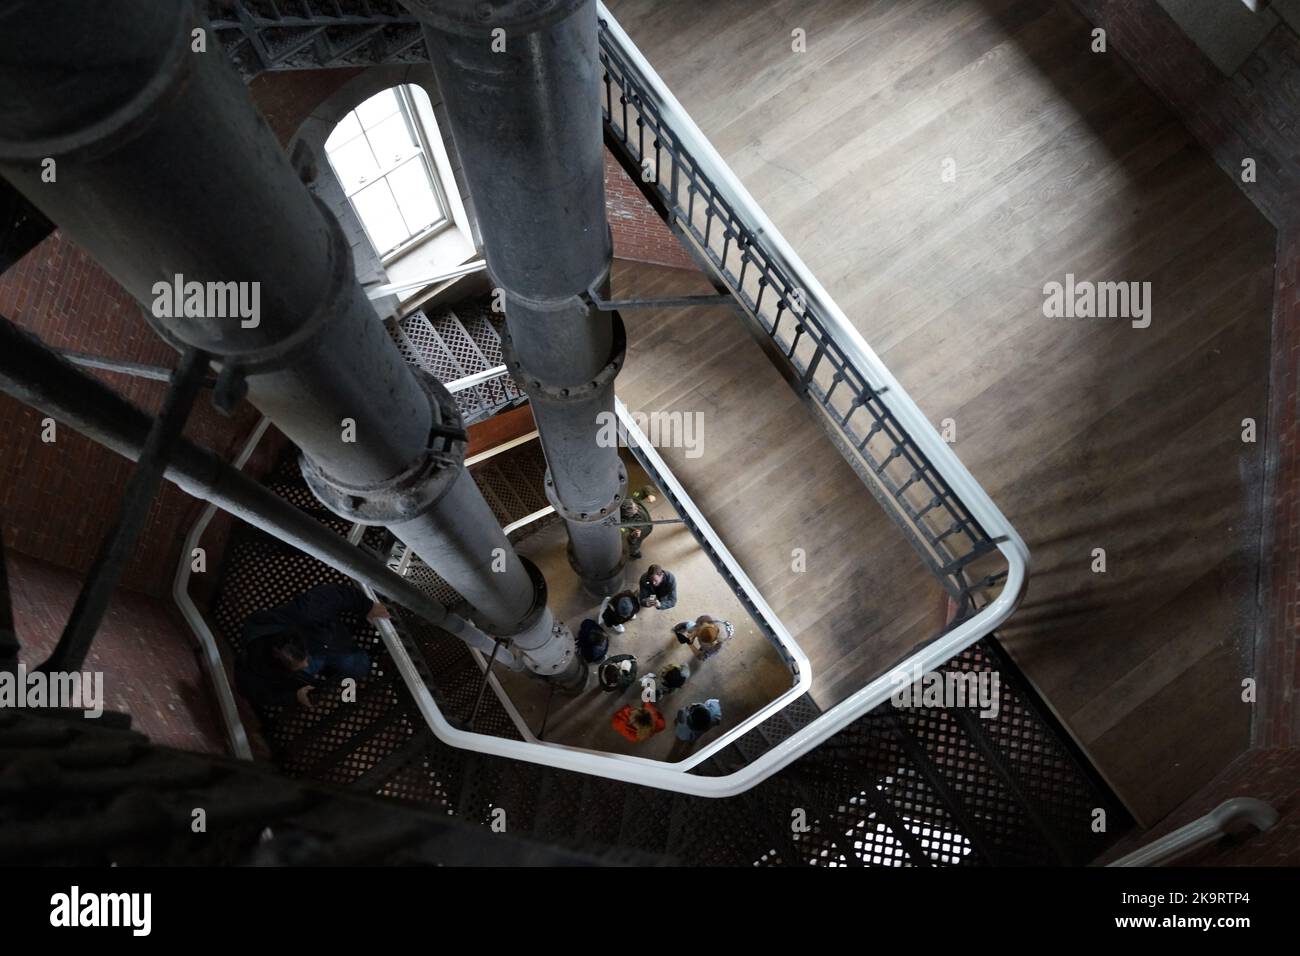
[595,15,1003,608]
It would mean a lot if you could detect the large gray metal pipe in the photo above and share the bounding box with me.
[0,0,582,688]
[0,316,518,667]
[408,0,628,596]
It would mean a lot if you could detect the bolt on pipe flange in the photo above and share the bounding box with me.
[300,369,466,525]
[543,461,628,524]
[501,311,626,402]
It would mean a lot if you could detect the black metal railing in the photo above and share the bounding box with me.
[597,24,1007,610]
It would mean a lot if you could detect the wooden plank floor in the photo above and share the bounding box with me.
[606,0,1275,825]
[614,262,949,714]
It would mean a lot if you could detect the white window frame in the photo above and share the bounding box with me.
[326,85,454,264]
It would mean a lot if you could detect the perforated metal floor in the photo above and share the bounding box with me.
[209,449,1131,865]
[205,284,1131,866]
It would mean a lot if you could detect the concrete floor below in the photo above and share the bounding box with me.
[489,452,797,762]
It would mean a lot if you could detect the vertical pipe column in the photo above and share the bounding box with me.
[408,0,628,596]
[0,0,584,689]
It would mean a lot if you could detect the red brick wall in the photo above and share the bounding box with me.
[1067,0,1300,228]
[0,237,265,597]
[604,149,696,270]
[7,551,226,754]
[1263,228,1299,748]
[248,67,364,147]
[1102,748,1300,865]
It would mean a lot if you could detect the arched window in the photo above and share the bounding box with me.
[324,85,451,262]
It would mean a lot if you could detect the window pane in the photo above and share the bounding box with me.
[352,180,409,254]
[325,110,362,151]
[387,157,441,234]
[366,111,419,170]
[326,134,379,194]
[355,88,399,130]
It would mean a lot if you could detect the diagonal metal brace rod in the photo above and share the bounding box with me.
[586,281,731,312]
[40,347,210,673]
[0,316,502,662]
[56,347,217,387]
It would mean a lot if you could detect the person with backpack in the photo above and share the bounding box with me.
[673,615,735,660]
[641,661,690,703]
[675,698,723,742]
[576,618,609,664]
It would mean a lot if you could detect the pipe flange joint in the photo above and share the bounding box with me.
[519,620,578,677]
[299,369,467,525]
[502,311,626,404]
[543,460,628,525]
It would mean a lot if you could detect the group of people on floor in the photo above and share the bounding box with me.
[577,563,733,746]
[230,496,738,758]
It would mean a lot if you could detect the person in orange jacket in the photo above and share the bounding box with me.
[611,702,666,743]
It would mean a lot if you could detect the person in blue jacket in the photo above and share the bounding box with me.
[675,698,722,742]
[236,582,387,710]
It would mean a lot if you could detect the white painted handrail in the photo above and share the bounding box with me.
[597,2,1028,590]
[182,10,1029,793]
[347,6,1025,794]
[173,416,271,760]
[346,8,1031,797]
[364,260,487,299]
[1108,798,1279,867]
[445,363,508,394]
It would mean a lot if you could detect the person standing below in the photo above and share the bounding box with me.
[673,615,735,661]
[620,497,652,560]
[638,564,677,611]
[675,698,722,742]
[659,662,690,697]
[597,654,638,693]
[600,590,640,633]
[236,582,388,710]
[576,618,609,664]
[611,702,666,743]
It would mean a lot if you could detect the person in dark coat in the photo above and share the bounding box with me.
[600,590,640,633]
[577,618,610,663]
[675,698,722,742]
[638,564,677,610]
[236,582,387,710]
